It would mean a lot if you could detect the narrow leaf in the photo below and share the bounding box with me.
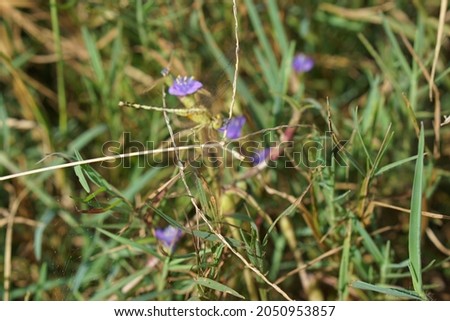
[352,280,423,300]
[195,277,245,299]
[74,150,90,193]
[408,122,426,299]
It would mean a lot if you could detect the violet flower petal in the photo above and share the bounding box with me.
[253,148,271,165]
[168,76,203,97]
[155,226,183,251]
[292,54,314,73]
[218,116,246,139]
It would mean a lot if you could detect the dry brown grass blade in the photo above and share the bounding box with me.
[429,0,447,101]
[0,0,35,9]
[426,227,450,256]
[367,200,450,220]
[319,2,395,22]
[428,0,447,158]
[0,212,40,228]
[2,5,54,53]
[3,188,30,301]
[0,118,36,130]
[275,246,342,285]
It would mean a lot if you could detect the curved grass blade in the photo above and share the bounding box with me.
[352,280,423,300]
[34,210,56,261]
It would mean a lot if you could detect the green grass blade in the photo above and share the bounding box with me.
[338,220,352,300]
[353,107,373,167]
[81,26,105,84]
[34,262,48,300]
[268,237,285,280]
[107,23,123,93]
[0,95,10,153]
[195,277,245,299]
[360,76,381,135]
[267,0,289,53]
[408,122,427,299]
[352,280,423,300]
[381,16,412,76]
[408,13,425,111]
[123,168,161,199]
[341,149,366,177]
[254,45,276,92]
[380,241,391,284]
[97,228,160,257]
[262,199,297,247]
[34,210,56,261]
[245,221,265,272]
[358,33,402,94]
[371,125,395,173]
[272,42,295,122]
[244,0,277,69]
[375,155,418,177]
[354,220,383,264]
[91,266,153,300]
[8,278,68,300]
[74,151,90,193]
[50,0,68,133]
[136,0,148,47]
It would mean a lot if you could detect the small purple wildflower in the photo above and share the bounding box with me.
[218,116,246,139]
[168,76,203,97]
[253,148,271,165]
[155,226,183,252]
[292,54,314,73]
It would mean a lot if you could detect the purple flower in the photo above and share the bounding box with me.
[292,54,314,73]
[168,76,203,97]
[155,226,183,252]
[218,116,246,139]
[253,148,271,165]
